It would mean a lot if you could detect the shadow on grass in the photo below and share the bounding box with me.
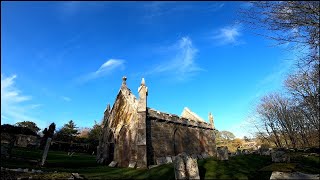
[82,164,175,180]
[198,155,272,180]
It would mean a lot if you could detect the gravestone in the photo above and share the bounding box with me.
[41,138,52,166]
[171,156,177,162]
[271,151,290,163]
[236,149,242,155]
[185,155,200,179]
[108,161,118,167]
[242,149,249,155]
[174,153,187,179]
[71,173,84,179]
[173,153,200,180]
[165,156,173,163]
[156,157,167,165]
[217,146,229,160]
[128,161,137,168]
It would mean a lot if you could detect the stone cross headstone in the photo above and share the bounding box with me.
[41,137,52,166]
[173,153,200,180]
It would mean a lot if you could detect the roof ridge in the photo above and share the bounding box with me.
[181,107,206,122]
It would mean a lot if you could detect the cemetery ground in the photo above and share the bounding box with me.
[1,147,319,180]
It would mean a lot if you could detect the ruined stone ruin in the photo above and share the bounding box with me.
[97,77,216,168]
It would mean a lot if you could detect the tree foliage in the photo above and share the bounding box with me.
[1,124,38,136]
[220,131,236,141]
[87,121,103,148]
[15,121,41,134]
[55,120,79,142]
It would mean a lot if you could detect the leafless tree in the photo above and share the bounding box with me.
[285,65,319,131]
[241,1,320,148]
[239,1,320,68]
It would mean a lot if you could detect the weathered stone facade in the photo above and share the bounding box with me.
[97,77,216,168]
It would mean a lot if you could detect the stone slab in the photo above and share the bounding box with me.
[270,171,319,180]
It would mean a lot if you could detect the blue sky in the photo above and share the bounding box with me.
[1,2,296,138]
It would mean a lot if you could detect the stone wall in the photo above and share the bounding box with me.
[98,77,217,168]
[1,133,39,148]
[97,88,140,167]
[147,119,216,165]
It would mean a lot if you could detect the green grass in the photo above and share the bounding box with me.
[198,155,272,180]
[1,147,98,169]
[1,147,319,179]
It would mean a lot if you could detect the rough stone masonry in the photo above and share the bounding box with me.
[96,77,217,168]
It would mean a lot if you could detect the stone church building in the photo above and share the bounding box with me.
[97,77,216,168]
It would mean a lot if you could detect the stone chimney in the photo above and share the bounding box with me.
[209,112,214,129]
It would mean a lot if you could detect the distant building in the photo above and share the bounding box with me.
[97,77,216,168]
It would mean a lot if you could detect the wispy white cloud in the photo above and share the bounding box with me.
[61,96,71,102]
[142,2,224,22]
[78,59,125,83]
[212,24,244,45]
[148,36,204,81]
[1,74,45,128]
[29,104,43,109]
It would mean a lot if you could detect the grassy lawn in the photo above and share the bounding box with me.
[1,147,319,179]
